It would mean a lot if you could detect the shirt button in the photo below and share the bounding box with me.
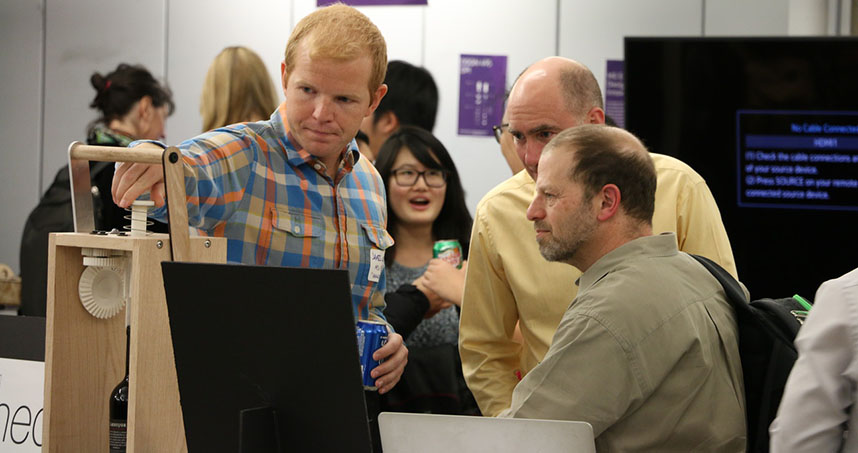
[293,226,301,234]
[314,163,322,170]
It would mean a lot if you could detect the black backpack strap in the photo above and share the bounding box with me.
[690,254,753,316]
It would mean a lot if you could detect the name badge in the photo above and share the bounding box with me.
[368,249,385,283]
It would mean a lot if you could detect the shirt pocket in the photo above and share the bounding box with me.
[360,222,394,251]
[356,222,394,286]
[269,207,327,264]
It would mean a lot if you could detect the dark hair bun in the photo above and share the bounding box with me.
[87,63,174,128]
[90,72,107,91]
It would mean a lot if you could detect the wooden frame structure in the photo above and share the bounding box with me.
[42,143,226,452]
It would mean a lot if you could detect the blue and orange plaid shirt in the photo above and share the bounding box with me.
[144,102,393,321]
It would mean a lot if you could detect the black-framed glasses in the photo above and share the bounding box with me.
[492,123,509,144]
[391,167,447,188]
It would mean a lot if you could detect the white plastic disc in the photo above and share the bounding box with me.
[78,266,126,319]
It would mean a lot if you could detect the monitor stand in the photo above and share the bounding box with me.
[239,406,281,453]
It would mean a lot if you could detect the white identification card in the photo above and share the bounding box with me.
[368,249,385,283]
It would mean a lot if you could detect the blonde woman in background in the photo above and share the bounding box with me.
[200,46,279,131]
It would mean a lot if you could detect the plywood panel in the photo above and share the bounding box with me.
[44,232,226,451]
[43,237,124,452]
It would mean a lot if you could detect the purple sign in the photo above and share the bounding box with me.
[605,60,625,129]
[317,0,427,5]
[458,54,507,137]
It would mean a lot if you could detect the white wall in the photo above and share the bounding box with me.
[425,0,558,210]
[706,0,790,35]
[0,0,43,278]
[294,0,426,64]
[559,0,704,101]
[0,0,847,275]
[42,0,166,186]
[165,0,292,142]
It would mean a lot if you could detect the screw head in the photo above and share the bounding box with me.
[204,239,212,248]
[156,240,163,249]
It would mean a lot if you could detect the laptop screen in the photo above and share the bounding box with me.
[162,262,372,453]
[379,412,595,453]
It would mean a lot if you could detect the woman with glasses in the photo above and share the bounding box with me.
[374,125,477,414]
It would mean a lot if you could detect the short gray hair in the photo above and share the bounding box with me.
[546,125,656,225]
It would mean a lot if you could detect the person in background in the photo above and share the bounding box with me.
[492,108,524,176]
[490,106,618,348]
[500,125,745,451]
[769,266,858,452]
[459,56,738,417]
[19,63,173,317]
[492,94,616,177]
[86,64,175,230]
[359,60,438,160]
[354,130,374,159]
[376,126,471,344]
[374,126,478,414]
[491,98,525,345]
[199,46,279,132]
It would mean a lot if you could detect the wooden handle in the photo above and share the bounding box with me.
[162,148,191,262]
[67,141,193,258]
[68,141,167,233]
[69,142,164,164]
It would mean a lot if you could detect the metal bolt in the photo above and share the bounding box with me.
[204,239,211,248]
[156,240,163,249]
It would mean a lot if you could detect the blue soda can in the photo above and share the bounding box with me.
[356,320,389,390]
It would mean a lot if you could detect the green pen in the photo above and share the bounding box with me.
[793,294,813,311]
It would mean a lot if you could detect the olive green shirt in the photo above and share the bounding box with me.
[500,234,746,452]
[460,154,737,417]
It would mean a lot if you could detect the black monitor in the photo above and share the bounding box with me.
[161,262,372,453]
[625,37,858,299]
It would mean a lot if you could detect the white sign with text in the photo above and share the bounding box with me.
[0,357,44,451]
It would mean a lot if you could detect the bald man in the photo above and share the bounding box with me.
[459,57,738,416]
[498,125,745,451]
[495,108,524,175]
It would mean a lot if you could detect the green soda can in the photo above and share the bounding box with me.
[433,239,463,269]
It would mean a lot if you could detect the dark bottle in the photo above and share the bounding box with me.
[109,326,130,452]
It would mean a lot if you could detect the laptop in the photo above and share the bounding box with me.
[162,262,373,453]
[379,412,595,453]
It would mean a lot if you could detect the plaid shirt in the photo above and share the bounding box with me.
[144,102,393,321]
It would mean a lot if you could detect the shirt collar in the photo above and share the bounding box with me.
[577,232,679,291]
[271,101,361,177]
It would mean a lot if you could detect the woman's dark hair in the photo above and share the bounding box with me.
[374,125,473,266]
[88,63,174,134]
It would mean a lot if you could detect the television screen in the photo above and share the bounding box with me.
[625,37,858,300]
